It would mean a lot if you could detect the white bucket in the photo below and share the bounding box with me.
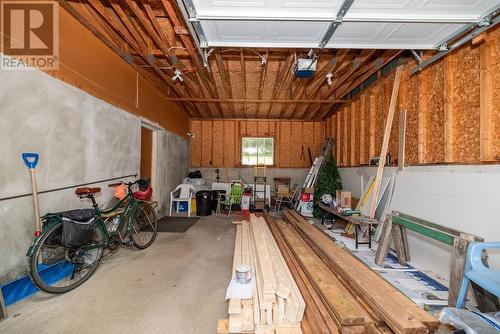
[235,265,252,284]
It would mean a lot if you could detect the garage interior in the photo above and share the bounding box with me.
[0,0,499,333]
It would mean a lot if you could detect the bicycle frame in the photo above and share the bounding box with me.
[26,184,142,257]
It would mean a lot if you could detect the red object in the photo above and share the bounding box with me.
[300,193,311,202]
[133,187,153,200]
[34,230,41,237]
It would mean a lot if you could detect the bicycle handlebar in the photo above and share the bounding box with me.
[108,180,139,188]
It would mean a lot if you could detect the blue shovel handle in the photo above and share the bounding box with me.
[22,153,39,169]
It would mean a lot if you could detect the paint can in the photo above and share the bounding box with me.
[235,265,252,284]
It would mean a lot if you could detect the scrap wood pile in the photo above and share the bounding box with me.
[219,214,305,334]
[265,209,440,334]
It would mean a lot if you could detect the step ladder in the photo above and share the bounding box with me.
[296,138,335,210]
[253,165,267,211]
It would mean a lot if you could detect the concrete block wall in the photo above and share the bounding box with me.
[0,65,188,283]
[188,167,309,193]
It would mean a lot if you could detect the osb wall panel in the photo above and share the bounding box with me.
[201,121,213,167]
[190,121,202,166]
[290,122,303,168]
[302,122,315,167]
[212,120,225,167]
[447,45,481,162]
[482,28,500,161]
[313,122,325,158]
[279,122,291,167]
[384,71,399,162]
[225,121,237,167]
[326,27,499,167]
[373,85,385,155]
[189,120,324,168]
[422,61,445,163]
[403,62,420,165]
[359,94,368,165]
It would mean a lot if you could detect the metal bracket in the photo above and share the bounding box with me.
[318,0,354,49]
[176,0,209,66]
[411,12,499,74]
[409,50,422,64]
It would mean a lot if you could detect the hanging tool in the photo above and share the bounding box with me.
[300,146,305,161]
[22,153,41,237]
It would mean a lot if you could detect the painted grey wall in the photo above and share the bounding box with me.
[0,63,189,283]
[338,165,500,280]
[189,167,309,192]
[155,130,189,218]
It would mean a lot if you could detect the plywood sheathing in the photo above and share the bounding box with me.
[189,120,324,168]
[202,121,213,167]
[360,94,369,165]
[480,28,500,161]
[290,122,303,168]
[212,120,225,167]
[325,26,500,167]
[190,120,202,166]
[384,71,399,163]
[423,61,446,163]
[446,45,481,162]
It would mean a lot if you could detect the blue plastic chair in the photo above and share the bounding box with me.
[456,242,500,308]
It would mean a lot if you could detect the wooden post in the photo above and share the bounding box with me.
[448,238,469,306]
[350,102,356,166]
[369,66,403,218]
[398,109,407,171]
[375,215,394,265]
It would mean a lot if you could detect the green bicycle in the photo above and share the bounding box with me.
[26,180,158,293]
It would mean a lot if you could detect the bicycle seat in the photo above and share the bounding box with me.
[75,187,101,195]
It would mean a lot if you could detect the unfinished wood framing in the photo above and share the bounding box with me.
[324,26,499,167]
[189,120,324,168]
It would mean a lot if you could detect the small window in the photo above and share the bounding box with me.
[241,137,274,166]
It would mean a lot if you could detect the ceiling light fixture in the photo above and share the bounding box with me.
[172,69,184,82]
[326,73,333,86]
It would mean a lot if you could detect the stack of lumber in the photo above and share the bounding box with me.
[264,209,440,334]
[223,214,305,334]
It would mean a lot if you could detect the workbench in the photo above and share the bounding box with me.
[317,202,380,249]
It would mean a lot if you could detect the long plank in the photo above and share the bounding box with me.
[269,219,339,334]
[259,217,305,324]
[369,66,402,218]
[250,215,277,298]
[285,210,438,333]
[278,221,368,329]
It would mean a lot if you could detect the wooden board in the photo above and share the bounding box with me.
[212,120,225,167]
[279,121,291,168]
[290,122,303,168]
[284,210,439,334]
[278,221,368,329]
[202,120,213,167]
[190,120,202,167]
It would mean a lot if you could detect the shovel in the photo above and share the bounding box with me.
[22,153,41,237]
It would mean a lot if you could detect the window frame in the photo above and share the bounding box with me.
[240,136,275,166]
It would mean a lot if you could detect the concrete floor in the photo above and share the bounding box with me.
[0,215,235,334]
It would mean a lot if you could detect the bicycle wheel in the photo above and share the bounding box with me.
[29,221,104,293]
[131,202,158,249]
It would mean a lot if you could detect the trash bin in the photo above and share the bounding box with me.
[196,190,212,216]
[211,190,226,211]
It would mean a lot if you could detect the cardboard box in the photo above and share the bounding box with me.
[336,190,352,208]
[303,187,314,194]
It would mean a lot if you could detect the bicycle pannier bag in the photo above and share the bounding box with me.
[61,209,97,248]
